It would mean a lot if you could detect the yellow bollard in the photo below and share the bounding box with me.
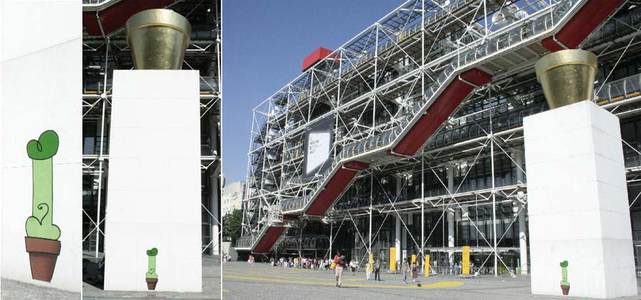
[462,246,471,275]
[424,255,430,278]
[389,247,397,272]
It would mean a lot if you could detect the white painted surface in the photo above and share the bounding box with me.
[524,101,637,298]
[305,131,330,176]
[0,0,82,293]
[104,70,202,292]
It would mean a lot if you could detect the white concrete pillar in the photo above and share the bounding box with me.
[447,210,455,248]
[402,214,407,261]
[1,1,82,291]
[395,215,401,265]
[105,71,202,292]
[210,166,220,256]
[525,101,637,297]
[395,175,407,261]
[212,224,220,256]
[518,205,528,275]
[515,147,528,275]
[446,166,455,266]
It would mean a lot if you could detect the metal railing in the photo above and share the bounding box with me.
[596,73,641,105]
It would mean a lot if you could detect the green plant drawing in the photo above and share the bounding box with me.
[25,130,61,241]
[146,248,158,279]
[560,260,569,286]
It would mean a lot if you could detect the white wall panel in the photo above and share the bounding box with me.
[524,101,637,298]
[0,0,82,293]
[104,70,202,292]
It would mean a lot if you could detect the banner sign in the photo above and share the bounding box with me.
[303,117,333,178]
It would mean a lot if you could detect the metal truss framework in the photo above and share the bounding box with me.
[319,88,641,277]
[242,0,561,236]
[239,0,641,276]
[259,82,641,276]
[81,0,222,258]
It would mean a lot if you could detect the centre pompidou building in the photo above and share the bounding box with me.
[237,0,641,276]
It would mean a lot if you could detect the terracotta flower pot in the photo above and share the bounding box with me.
[25,237,61,282]
[146,278,158,290]
[561,284,570,295]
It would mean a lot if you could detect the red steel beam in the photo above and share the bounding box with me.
[542,0,624,52]
[253,226,286,253]
[392,68,491,156]
[305,161,369,216]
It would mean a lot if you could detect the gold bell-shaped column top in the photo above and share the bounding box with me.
[535,49,597,109]
[126,9,191,70]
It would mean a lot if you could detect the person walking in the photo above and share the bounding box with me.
[401,258,410,284]
[374,257,381,281]
[411,260,419,284]
[366,259,372,280]
[333,251,345,287]
[350,259,357,273]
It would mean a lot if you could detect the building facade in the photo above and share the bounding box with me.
[237,0,641,277]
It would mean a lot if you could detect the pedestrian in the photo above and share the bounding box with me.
[374,257,381,281]
[349,259,356,272]
[411,260,419,283]
[333,251,345,287]
[401,258,409,284]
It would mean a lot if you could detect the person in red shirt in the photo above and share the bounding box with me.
[333,251,345,287]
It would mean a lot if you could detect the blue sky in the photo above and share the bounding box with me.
[222,0,404,183]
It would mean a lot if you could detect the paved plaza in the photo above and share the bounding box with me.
[223,262,641,300]
[1,278,81,300]
[82,256,221,300]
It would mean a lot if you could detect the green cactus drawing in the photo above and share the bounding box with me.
[24,130,61,241]
[146,248,158,279]
[560,260,569,286]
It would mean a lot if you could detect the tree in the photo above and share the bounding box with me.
[223,209,243,244]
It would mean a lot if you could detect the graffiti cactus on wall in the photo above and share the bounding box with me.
[560,260,570,295]
[24,130,62,282]
[25,130,61,240]
[146,247,159,290]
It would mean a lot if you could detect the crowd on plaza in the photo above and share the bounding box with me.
[252,252,427,287]
[269,256,333,270]
[241,252,497,278]
[240,249,516,289]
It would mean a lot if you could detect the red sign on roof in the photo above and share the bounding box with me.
[302,47,333,71]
